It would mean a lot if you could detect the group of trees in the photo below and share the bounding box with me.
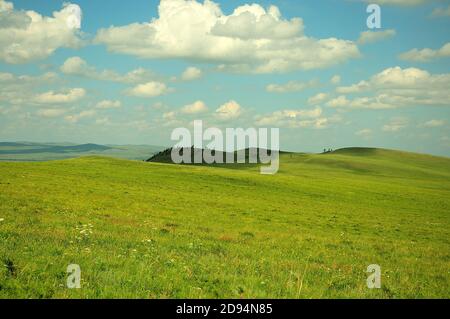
[323,148,333,153]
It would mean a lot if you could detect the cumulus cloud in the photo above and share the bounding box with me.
[0,71,57,84]
[326,95,397,110]
[308,93,329,105]
[61,56,155,83]
[95,0,359,74]
[211,4,303,40]
[34,88,86,104]
[357,29,396,45]
[0,71,58,105]
[37,108,67,118]
[95,100,121,109]
[0,1,83,64]
[382,117,408,132]
[331,67,450,109]
[326,96,349,108]
[127,81,173,98]
[163,111,177,121]
[65,110,96,123]
[181,67,202,81]
[399,42,450,62]
[0,0,12,11]
[266,79,318,93]
[215,100,242,120]
[181,100,208,114]
[254,106,333,129]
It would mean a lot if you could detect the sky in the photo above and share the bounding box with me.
[0,0,449,156]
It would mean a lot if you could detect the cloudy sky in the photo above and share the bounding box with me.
[0,0,449,156]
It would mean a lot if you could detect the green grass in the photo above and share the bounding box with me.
[0,148,449,298]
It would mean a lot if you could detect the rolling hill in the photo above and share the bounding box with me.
[146,147,280,165]
[0,148,449,298]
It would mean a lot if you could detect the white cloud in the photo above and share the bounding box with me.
[34,88,86,104]
[357,29,396,45]
[60,56,100,76]
[0,71,57,84]
[163,111,177,121]
[65,110,96,123]
[127,81,173,98]
[215,100,242,120]
[382,117,408,132]
[326,95,397,110]
[0,0,13,11]
[181,67,202,81]
[0,71,58,105]
[266,79,317,93]
[181,100,208,114]
[332,67,450,109]
[255,106,332,129]
[61,56,155,83]
[308,93,329,105]
[36,108,67,118]
[421,119,446,128]
[95,100,121,109]
[431,5,450,17]
[95,0,359,74]
[330,75,341,85]
[326,96,350,108]
[355,128,373,138]
[211,4,303,40]
[399,42,450,62]
[0,1,83,64]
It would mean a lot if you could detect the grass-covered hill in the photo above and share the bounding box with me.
[0,148,449,298]
[146,147,279,164]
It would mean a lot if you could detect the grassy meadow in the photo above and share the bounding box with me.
[0,148,449,298]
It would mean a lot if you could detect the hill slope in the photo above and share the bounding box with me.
[0,149,449,298]
[146,147,277,165]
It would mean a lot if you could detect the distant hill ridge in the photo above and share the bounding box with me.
[0,142,165,161]
[147,146,450,164]
[146,146,280,164]
[0,143,111,155]
[331,147,449,160]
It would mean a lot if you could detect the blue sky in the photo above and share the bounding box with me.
[0,0,449,155]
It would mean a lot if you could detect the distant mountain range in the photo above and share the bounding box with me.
[0,143,111,155]
[0,142,165,161]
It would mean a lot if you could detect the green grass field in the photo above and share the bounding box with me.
[0,148,449,298]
